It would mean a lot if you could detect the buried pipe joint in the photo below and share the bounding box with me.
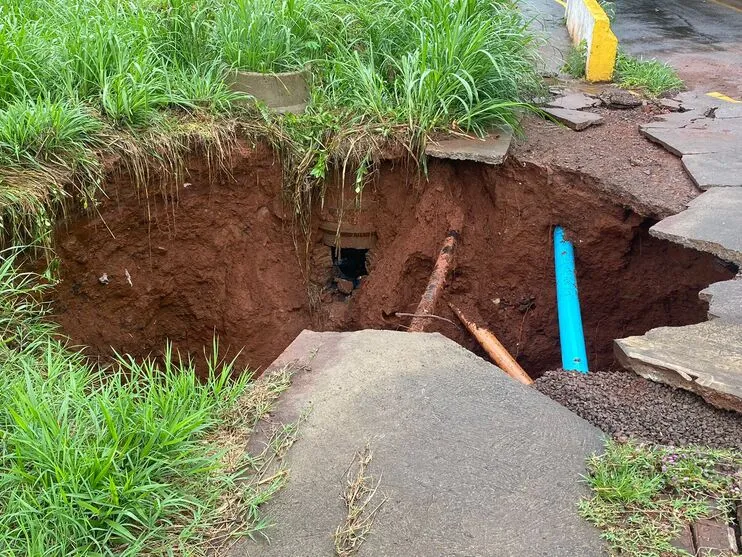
[554,226,589,373]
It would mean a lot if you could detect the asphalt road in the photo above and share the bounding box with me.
[526,0,742,96]
[612,0,742,54]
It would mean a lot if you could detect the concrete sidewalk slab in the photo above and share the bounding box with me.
[650,188,742,266]
[681,154,742,189]
[615,321,742,413]
[700,278,742,323]
[425,130,512,165]
[233,330,606,557]
[542,107,604,130]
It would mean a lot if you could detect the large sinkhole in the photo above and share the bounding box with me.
[50,148,736,377]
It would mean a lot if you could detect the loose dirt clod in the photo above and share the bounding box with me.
[536,369,742,449]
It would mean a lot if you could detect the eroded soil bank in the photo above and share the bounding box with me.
[51,140,734,374]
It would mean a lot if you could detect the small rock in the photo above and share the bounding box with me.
[98,273,109,285]
[599,88,642,109]
[335,278,354,295]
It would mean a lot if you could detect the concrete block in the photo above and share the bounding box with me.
[542,107,604,130]
[650,188,742,266]
[565,0,618,81]
[615,320,742,413]
[425,130,512,165]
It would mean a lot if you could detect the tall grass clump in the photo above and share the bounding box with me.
[0,251,282,555]
[320,0,542,136]
[614,52,684,96]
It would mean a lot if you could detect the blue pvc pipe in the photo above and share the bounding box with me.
[554,226,589,373]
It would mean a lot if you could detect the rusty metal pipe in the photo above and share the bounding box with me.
[408,229,460,332]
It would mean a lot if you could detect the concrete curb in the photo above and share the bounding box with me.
[565,0,618,81]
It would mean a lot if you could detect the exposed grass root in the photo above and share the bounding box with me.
[580,440,742,557]
[334,444,387,557]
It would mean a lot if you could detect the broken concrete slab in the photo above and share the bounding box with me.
[650,188,742,266]
[545,93,601,111]
[700,277,742,323]
[682,154,742,189]
[715,104,742,120]
[542,107,604,130]
[615,320,742,413]
[234,330,605,557]
[658,98,683,112]
[425,130,512,165]
[640,122,742,157]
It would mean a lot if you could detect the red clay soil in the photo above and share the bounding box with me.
[325,158,733,374]
[513,108,698,218]
[52,142,311,372]
[51,139,734,375]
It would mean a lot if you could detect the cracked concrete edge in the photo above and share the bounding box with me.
[699,276,742,323]
[614,339,742,413]
[650,226,742,267]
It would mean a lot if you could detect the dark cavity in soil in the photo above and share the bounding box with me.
[50,141,735,375]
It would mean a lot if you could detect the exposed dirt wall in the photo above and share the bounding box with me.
[52,142,311,370]
[51,140,734,374]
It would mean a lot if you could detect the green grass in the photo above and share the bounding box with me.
[580,440,742,556]
[561,44,683,97]
[0,0,543,246]
[614,52,684,96]
[0,3,543,550]
[0,250,295,555]
[562,40,587,79]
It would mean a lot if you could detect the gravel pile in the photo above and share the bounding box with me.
[535,369,742,449]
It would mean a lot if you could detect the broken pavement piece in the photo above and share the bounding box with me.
[682,154,742,189]
[650,188,742,266]
[658,98,683,112]
[544,93,601,111]
[598,88,642,109]
[424,130,512,165]
[692,518,739,556]
[700,278,742,323]
[614,320,742,413]
[542,107,604,131]
[670,524,696,555]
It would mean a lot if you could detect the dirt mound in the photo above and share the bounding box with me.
[50,140,733,373]
[536,369,742,449]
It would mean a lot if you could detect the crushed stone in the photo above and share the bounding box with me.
[535,369,742,449]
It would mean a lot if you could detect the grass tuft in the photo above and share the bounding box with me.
[334,443,387,557]
[0,252,293,555]
[614,52,684,96]
[580,440,742,557]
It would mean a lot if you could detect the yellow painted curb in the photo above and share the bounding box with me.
[566,0,618,82]
[707,91,742,103]
[585,0,617,81]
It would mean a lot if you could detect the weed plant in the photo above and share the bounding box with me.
[581,440,742,556]
[0,0,542,246]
